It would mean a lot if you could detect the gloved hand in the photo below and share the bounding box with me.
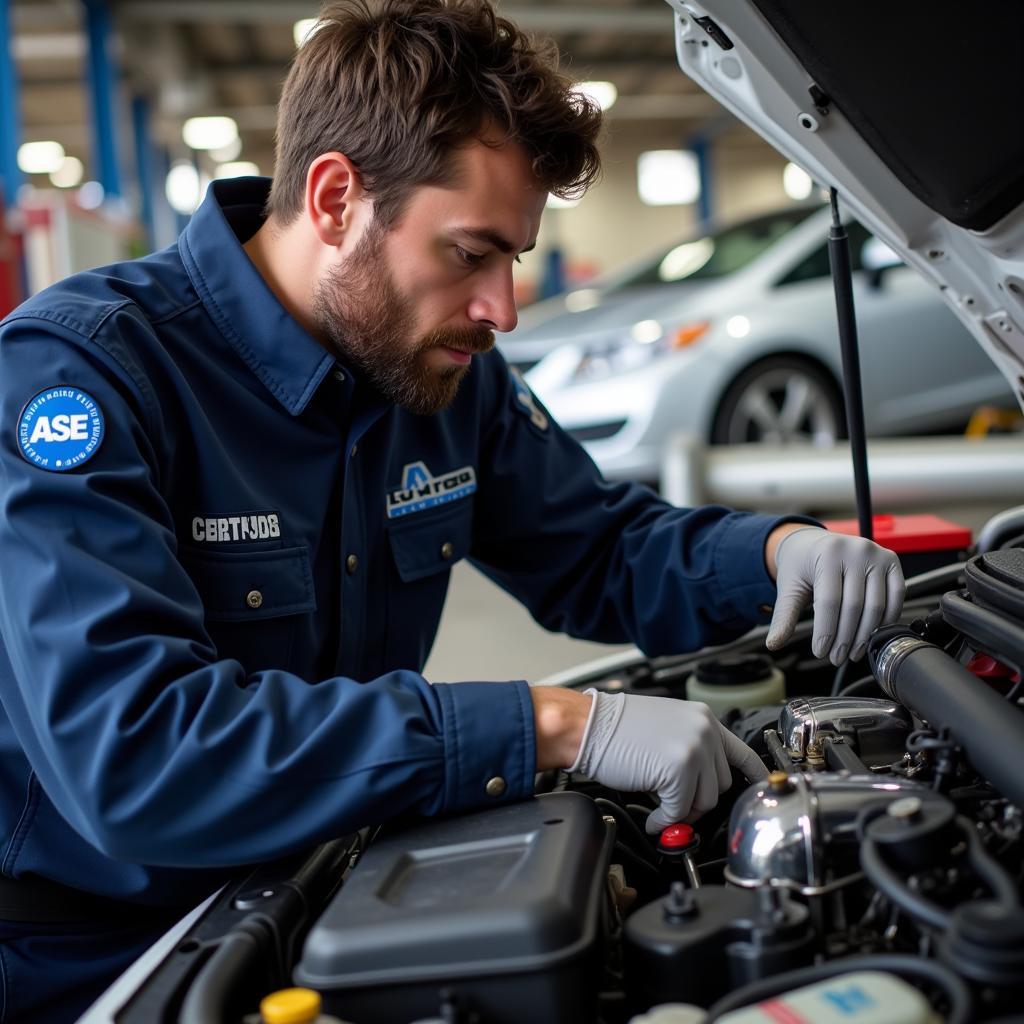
[766,526,904,666]
[570,689,768,833]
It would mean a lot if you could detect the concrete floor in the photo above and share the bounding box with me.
[423,561,632,684]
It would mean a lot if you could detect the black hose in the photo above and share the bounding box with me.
[705,953,973,1023]
[837,675,882,698]
[959,815,1020,906]
[178,928,262,1024]
[595,798,655,858]
[868,627,1024,810]
[859,837,951,931]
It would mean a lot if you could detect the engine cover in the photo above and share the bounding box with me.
[294,791,613,1024]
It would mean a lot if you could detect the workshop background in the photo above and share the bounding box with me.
[0,0,1014,684]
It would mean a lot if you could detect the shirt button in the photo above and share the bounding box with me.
[350,444,358,458]
[332,369,346,382]
[346,554,359,574]
[485,776,507,798]
[246,590,263,610]
[440,541,454,559]
[758,603,774,615]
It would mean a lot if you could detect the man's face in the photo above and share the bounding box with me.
[313,139,546,415]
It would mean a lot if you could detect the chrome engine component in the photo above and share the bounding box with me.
[778,696,913,768]
[725,772,931,895]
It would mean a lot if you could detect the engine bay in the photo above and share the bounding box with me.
[105,514,1024,1024]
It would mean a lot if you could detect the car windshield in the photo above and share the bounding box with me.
[610,206,822,288]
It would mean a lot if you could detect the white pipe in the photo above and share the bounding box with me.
[661,433,1024,511]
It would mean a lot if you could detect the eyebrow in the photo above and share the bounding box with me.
[456,228,537,256]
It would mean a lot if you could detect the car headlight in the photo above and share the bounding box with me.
[572,319,711,382]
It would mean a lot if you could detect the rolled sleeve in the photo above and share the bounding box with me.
[434,679,536,813]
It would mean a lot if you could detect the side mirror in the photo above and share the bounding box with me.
[861,236,902,289]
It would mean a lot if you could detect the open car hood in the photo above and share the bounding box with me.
[665,0,1024,406]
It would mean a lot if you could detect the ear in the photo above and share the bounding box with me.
[304,152,367,248]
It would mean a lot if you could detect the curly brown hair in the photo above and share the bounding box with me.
[266,0,603,228]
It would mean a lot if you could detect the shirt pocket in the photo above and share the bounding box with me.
[179,545,316,673]
[384,500,473,671]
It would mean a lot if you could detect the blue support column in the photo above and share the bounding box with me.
[82,0,122,198]
[690,135,713,226]
[131,95,155,250]
[0,0,23,205]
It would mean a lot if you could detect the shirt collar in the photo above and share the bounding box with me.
[178,177,336,416]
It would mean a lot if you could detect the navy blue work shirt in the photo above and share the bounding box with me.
[0,178,792,910]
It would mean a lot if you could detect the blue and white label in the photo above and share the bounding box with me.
[386,461,476,519]
[18,386,105,472]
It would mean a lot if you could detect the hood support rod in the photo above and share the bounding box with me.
[827,188,873,540]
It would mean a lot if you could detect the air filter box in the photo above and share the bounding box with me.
[822,513,971,576]
[294,792,613,1024]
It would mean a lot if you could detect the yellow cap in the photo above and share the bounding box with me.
[260,987,322,1024]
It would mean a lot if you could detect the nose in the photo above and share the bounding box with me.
[467,262,518,333]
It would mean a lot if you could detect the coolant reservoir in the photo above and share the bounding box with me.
[258,988,348,1024]
[685,654,784,716]
[718,971,937,1023]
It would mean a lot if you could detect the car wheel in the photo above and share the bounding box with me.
[711,356,845,445]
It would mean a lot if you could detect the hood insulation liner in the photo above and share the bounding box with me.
[749,0,1024,232]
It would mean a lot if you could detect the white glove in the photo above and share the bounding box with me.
[570,689,768,833]
[766,526,904,666]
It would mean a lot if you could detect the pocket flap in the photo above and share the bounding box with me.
[387,501,473,583]
[180,545,316,621]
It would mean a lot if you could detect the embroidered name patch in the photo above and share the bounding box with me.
[386,461,476,519]
[192,513,281,543]
[18,386,105,472]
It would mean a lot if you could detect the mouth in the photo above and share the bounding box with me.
[439,346,474,366]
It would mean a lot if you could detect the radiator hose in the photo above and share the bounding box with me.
[867,625,1024,810]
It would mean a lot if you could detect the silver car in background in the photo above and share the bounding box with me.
[505,205,1013,482]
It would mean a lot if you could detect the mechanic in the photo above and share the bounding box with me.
[0,1,904,1020]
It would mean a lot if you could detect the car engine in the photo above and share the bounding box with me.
[113,524,1024,1024]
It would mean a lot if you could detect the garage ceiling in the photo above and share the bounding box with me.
[11,0,734,186]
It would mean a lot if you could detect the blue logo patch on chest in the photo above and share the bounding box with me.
[17,386,105,472]
[386,461,476,519]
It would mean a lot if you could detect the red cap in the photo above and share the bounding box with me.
[659,823,696,849]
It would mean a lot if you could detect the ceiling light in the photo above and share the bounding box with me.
[293,18,320,47]
[166,161,202,215]
[637,150,700,206]
[783,162,814,201]
[18,141,65,175]
[577,80,618,112]
[50,156,84,189]
[182,116,238,152]
[214,162,261,180]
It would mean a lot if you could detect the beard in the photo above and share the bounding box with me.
[312,221,494,415]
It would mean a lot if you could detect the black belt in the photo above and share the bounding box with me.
[0,872,180,925]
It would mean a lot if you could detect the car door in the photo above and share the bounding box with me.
[775,222,1014,434]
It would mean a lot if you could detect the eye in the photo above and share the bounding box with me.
[455,246,484,267]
